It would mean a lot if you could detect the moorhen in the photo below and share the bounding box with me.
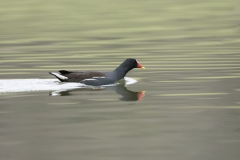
[49,58,145,86]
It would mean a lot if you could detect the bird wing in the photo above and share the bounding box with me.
[58,70,107,82]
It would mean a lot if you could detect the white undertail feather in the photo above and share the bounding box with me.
[50,72,68,80]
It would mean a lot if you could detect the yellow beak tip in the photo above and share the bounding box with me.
[141,67,145,69]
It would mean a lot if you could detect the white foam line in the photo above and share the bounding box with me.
[0,77,137,93]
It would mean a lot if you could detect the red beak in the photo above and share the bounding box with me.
[136,60,145,69]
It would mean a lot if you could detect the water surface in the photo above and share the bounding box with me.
[0,0,240,160]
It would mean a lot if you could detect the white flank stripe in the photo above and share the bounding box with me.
[93,77,106,78]
[82,79,97,81]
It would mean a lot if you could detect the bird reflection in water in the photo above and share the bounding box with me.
[49,84,145,101]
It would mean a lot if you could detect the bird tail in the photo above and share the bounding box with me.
[49,72,68,82]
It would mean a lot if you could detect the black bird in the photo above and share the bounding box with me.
[49,58,145,86]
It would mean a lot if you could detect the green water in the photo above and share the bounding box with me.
[0,0,240,160]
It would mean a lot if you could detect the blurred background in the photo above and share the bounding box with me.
[0,0,240,160]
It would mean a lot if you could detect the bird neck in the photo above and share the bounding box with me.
[112,65,133,81]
